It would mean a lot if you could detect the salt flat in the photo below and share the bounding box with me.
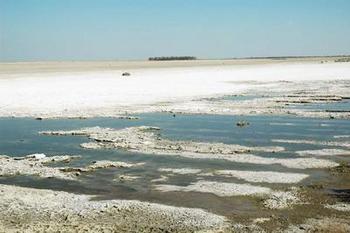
[0,60,349,232]
[0,60,349,118]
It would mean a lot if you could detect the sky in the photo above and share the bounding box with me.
[0,0,350,61]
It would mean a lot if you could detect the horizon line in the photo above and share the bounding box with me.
[1,54,350,64]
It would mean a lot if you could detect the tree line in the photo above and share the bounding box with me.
[148,56,197,61]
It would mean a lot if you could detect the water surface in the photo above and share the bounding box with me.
[0,112,349,216]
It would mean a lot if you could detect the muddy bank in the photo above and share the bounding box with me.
[262,188,301,210]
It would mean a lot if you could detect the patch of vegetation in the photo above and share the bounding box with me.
[335,57,350,63]
[330,161,350,174]
[306,183,325,190]
[149,56,197,61]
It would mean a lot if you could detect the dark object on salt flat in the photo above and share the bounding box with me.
[122,72,131,76]
[236,121,250,127]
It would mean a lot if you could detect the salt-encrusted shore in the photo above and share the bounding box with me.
[0,184,228,232]
[154,181,271,197]
[325,203,350,212]
[0,154,143,180]
[211,170,309,183]
[41,126,338,169]
[296,149,350,157]
[154,181,301,209]
[158,168,202,175]
[40,126,285,154]
[272,139,350,148]
[0,62,349,118]
[0,154,80,180]
[152,85,350,119]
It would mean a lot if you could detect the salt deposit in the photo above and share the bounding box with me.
[325,203,350,212]
[0,184,228,232]
[296,149,350,157]
[0,154,79,180]
[213,170,309,183]
[158,168,202,175]
[1,63,350,118]
[42,126,338,169]
[155,181,302,209]
[154,180,271,197]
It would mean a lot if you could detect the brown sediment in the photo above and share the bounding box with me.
[330,161,350,174]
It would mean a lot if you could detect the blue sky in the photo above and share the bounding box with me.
[1,0,350,61]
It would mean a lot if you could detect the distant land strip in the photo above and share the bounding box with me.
[149,56,197,61]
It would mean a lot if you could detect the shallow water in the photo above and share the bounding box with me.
[287,99,350,112]
[0,113,349,216]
